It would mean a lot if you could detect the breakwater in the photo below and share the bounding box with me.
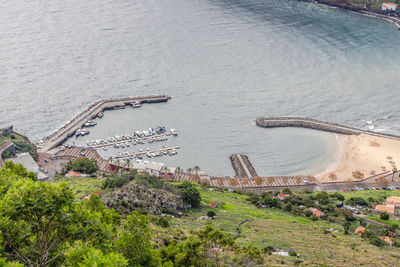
[256,117,400,140]
[230,154,258,178]
[38,95,171,152]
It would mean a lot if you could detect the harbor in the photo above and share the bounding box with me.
[37,95,172,153]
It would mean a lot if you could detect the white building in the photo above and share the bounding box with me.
[8,153,49,180]
[382,3,398,11]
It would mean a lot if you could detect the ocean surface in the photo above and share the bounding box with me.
[0,0,399,176]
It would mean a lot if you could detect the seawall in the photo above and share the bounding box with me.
[38,95,172,152]
[230,154,258,178]
[256,117,400,140]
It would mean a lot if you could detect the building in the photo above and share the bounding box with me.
[382,3,398,11]
[277,193,291,200]
[66,170,88,177]
[386,196,400,206]
[310,208,325,217]
[355,226,366,235]
[8,153,49,180]
[109,159,165,177]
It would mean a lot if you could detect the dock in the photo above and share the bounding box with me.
[114,146,180,159]
[90,133,171,149]
[38,95,171,152]
[230,154,258,178]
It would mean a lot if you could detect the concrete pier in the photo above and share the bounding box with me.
[114,146,180,159]
[230,154,258,178]
[90,133,171,149]
[256,117,400,140]
[38,95,171,152]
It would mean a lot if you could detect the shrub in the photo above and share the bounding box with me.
[315,192,330,205]
[369,237,385,247]
[346,197,368,207]
[207,210,216,219]
[262,196,278,208]
[281,188,291,194]
[283,203,292,212]
[177,182,201,208]
[311,215,318,221]
[156,217,169,228]
[331,192,345,201]
[288,250,297,257]
[380,212,390,221]
[304,210,313,217]
[65,158,98,174]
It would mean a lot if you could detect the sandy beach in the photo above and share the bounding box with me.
[318,133,400,182]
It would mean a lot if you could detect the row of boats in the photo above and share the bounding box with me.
[116,148,178,159]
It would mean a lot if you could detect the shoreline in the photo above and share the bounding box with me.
[318,132,400,182]
[310,0,400,29]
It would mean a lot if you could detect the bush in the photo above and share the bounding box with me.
[281,188,291,194]
[346,197,368,207]
[283,203,292,212]
[331,192,345,201]
[65,158,98,174]
[262,196,278,208]
[380,212,390,221]
[288,250,297,257]
[369,237,386,247]
[304,210,313,217]
[156,217,169,228]
[315,192,330,205]
[207,210,216,218]
[310,215,318,221]
[177,182,201,208]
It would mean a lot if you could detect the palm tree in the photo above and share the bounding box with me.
[193,165,201,175]
[187,168,192,174]
[392,167,397,182]
[174,167,182,174]
[115,159,120,173]
[125,159,131,172]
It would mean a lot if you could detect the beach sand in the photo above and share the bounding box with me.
[318,133,400,182]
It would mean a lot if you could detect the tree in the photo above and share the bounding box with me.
[380,212,390,221]
[186,168,192,174]
[177,182,201,208]
[65,158,98,174]
[376,176,389,188]
[392,167,397,182]
[328,172,337,182]
[174,167,182,175]
[114,211,160,267]
[0,180,76,266]
[64,241,128,267]
[207,210,216,219]
[193,166,201,175]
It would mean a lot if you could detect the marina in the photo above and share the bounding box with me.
[114,146,180,159]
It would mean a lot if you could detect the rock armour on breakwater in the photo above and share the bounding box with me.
[230,154,258,178]
[256,117,400,140]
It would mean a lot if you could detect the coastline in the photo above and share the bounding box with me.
[310,0,400,29]
[318,133,400,182]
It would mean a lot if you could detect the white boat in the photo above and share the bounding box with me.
[170,129,178,136]
[103,147,108,151]
[132,101,141,108]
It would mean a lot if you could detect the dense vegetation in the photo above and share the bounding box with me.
[0,164,266,266]
[0,132,38,161]
[64,158,98,174]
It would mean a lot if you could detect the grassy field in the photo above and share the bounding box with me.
[341,189,400,200]
[164,188,400,266]
[52,177,105,199]
[59,179,400,266]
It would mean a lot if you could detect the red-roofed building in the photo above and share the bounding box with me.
[379,236,393,246]
[355,226,366,235]
[66,170,88,177]
[277,194,290,200]
[310,208,325,217]
[382,3,398,11]
[375,204,395,214]
[386,196,400,206]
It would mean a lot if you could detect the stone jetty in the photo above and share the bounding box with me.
[230,154,258,178]
[256,117,400,140]
[38,95,171,152]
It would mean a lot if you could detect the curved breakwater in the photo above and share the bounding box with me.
[256,117,400,140]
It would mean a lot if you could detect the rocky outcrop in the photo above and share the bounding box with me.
[102,183,190,215]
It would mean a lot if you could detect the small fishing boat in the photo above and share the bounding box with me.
[170,129,178,136]
[132,101,141,108]
[98,112,104,118]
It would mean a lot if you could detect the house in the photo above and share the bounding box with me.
[386,196,400,206]
[109,160,165,177]
[209,201,218,208]
[277,194,290,200]
[382,3,398,11]
[355,226,366,235]
[310,208,325,217]
[8,153,49,181]
[375,204,395,214]
[66,170,87,177]
[379,236,393,246]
